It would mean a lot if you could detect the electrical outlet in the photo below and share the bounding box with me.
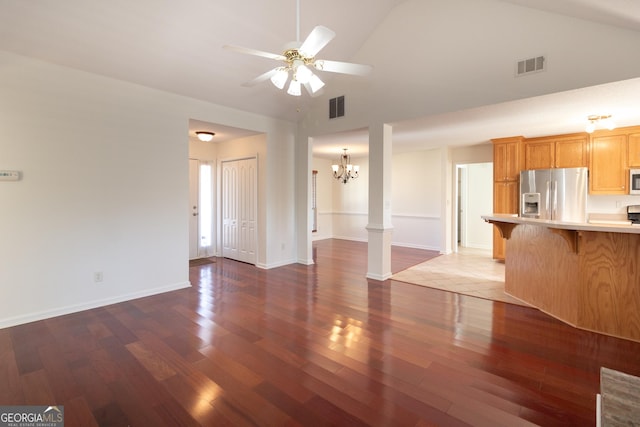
[94,271,103,283]
[616,200,622,208]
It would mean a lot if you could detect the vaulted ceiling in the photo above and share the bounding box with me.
[1,0,639,155]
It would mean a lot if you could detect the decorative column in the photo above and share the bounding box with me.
[366,123,393,280]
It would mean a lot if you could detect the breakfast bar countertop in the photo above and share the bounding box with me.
[481,213,640,234]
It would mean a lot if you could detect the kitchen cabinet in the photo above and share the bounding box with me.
[523,138,554,170]
[555,136,588,168]
[589,132,627,194]
[523,134,587,170]
[628,132,640,167]
[493,137,522,181]
[492,181,519,260]
[491,137,522,260]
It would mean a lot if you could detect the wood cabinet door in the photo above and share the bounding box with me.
[590,134,628,194]
[494,141,520,181]
[555,137,587,168]
[493,181,519,214]
[524,140,554,170]
[628,133,640,167]
[492,181,519,260]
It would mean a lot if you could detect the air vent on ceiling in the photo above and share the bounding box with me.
[329,96,345,119]
[516,55,546,76]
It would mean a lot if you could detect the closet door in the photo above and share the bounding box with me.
[222,158,257,264]
[238,158,257,264]
[222,161,239,260]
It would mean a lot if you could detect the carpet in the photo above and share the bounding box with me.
[391,248,529,307]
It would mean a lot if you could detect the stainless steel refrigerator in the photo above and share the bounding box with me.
[519,167,588,222]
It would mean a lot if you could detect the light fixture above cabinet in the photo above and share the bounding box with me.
[586,115,615,133]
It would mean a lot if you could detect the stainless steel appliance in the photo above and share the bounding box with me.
[628,205,640,224]
[519,167,588,222]
[630,169,640,195]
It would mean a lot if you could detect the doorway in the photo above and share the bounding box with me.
[456,162,493,251]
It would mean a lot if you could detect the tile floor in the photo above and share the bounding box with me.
[392,246,529,306]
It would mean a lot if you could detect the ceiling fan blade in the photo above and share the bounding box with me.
[242,68,279,87]
[299,26,335,57]
[314,59,373,76]
[223,45,286,61]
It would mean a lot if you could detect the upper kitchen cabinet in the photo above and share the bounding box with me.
[492,136,523,182]
[523,134,588,170]
[523,137,554,169]
[627,130,640,167]
[589,131,628,194]
[555,135,589,168]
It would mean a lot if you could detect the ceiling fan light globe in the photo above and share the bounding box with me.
[287,80,302,96]
[295,64,313,84]
[270,69,289,89]
[308,74,325,93]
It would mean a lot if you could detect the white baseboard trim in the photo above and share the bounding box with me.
[256,258,298,269]
[366,272,393,281]
[391,242,440,251]
[0,281,191,329]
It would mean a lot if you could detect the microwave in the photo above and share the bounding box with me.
[631,169,640,195]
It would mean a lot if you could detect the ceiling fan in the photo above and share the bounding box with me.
[223,0,372,97]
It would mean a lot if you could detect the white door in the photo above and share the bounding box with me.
[188,159,200,259]
[222,161,239,260]
[238,159,257,263]
[222,158,257,264]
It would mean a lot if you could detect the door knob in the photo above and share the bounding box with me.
[193,213,198,216]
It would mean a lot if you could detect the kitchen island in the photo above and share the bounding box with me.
[483,214,640,342]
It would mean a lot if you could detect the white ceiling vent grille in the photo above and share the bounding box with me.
[516,56,546,76]
[329,96,345,119]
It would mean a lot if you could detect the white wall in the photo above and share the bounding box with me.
[0,50,296,327]
[311,157,334,241]
[392,150,442,250]
[313,149,445,251]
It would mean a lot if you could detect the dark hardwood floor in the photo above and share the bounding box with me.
[2,239,640,426]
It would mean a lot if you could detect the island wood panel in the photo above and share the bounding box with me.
[504,224,579,325]
[578,231,640,342]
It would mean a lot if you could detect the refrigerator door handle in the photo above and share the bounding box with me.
[545,181,551,219]
[551,180,557,220]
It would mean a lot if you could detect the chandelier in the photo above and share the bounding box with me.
[331,149,359,184]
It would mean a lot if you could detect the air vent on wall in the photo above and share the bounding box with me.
[329,96,345,119]
[516,55,546,76]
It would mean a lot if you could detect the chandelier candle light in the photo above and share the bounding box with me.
[332,148,359,184]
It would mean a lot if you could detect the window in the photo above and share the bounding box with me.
[199,163,212,248]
